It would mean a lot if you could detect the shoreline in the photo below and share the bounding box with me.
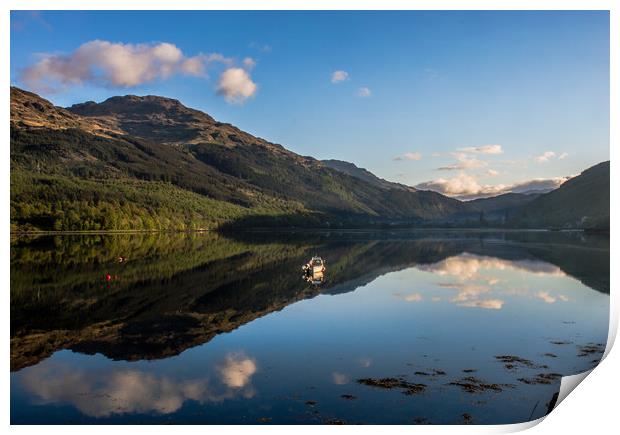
[9,227,602,237]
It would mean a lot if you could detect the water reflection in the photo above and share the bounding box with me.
[331,372,350,385]
[10,232,609,371]
[417,253,566,280]
[302,255,326,285]
[19,352,258,417]
[410,253,577,310]
[10,231,609,424]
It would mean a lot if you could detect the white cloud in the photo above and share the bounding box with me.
[432,145,502,173]
[249,42,272,53]
[180,57,206,76]
[242,57,256,70]
[217,67,258,104]
[507,177,570,194]
[415,172,570,199]
[416,173,493,197]
[21,40,233,91]
[331,70,349,84]
[437,152,487,171]
[486,169,500,177]
[535,151,556,163]
[404,152,422,160]
[558,152,569,160]
[357,87,372,97]
[459,145,503,155]
[394,152,422,161]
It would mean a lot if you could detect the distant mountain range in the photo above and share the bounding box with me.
[10,87,610,231]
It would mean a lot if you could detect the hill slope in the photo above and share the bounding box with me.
[322,159,416,192]
[511,161,610,230]
[469,193,540,214]
[10,87,474,231]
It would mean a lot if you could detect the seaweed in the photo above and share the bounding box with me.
[448,376,514,394]
[495,355,548,370]
[357,377,427,395]
[577,343,605,357]
[518,373,563,385]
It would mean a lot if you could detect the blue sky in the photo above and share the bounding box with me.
[10,10,609,198]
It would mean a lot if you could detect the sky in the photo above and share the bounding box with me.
[10,10,610,199]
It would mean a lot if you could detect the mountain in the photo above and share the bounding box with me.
[466,192,541,223]
[10,87,122,136]
[322,159,416,192]
[511,161,610,230]
[9,87,609,231]
[10,87,474,232]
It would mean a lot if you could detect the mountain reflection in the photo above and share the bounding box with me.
[10,231,609,371]
[19,352,257,417]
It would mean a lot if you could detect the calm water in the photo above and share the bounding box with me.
[10,230,609,424]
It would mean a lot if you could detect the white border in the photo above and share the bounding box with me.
[3,1,617,434]
[3,0,618,10]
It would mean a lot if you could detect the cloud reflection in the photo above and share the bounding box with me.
[332,372,350,385]
[418,254,565,279]
[394,292,423,302]
[218,352,257,388]
[20,352,258,417]
[437,282,503,310]
[536,291,570,304]
[459,299,504,310]
[358,357,373,368]
[418,254,569,310]
[536,291,557,304]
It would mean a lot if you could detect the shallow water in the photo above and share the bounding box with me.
[10,230,609,424]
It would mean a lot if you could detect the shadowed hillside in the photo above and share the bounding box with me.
[11,87,476,232]
[511,161,610,230]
